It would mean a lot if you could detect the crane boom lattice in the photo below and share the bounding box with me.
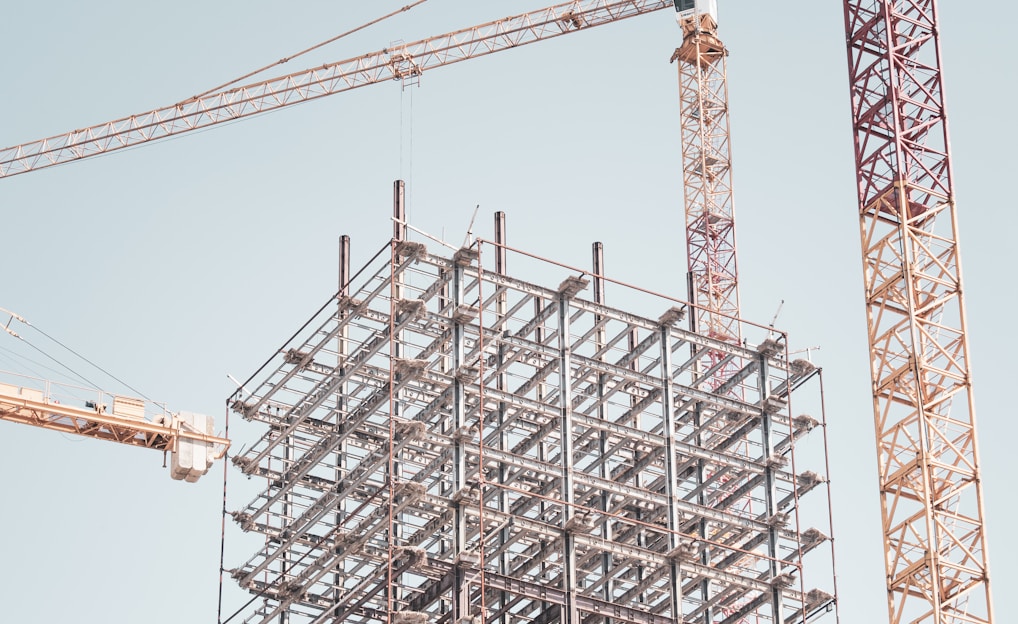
[0,0,671,179]
[0,373,229,481]
[843,1,994,622]
[672,6,741,362]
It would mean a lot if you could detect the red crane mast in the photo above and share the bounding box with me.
[842,1,994,622]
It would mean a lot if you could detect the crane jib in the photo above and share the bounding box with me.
[0,0,671,179]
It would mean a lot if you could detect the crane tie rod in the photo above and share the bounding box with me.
[0,306,152,401]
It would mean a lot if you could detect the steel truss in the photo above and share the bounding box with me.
[672,13,739,347]
[0,0,672,179]
[227,230,836,624]
[843,1,994,622]
[0,371,229,476]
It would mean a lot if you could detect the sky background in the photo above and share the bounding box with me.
[0,1,1015,622]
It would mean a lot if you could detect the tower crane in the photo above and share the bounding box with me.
[842,1,994,622]
[0,1,997,622]
[0,310,230,482]
[671,0,741,354]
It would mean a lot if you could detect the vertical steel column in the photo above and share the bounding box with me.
[279,436,292,624]
[393,180,406,388]
[494,212,506,273]
[627,326,646,603]
[390,181,406,615]
[758,352,783,621]
[535,296,549,591]
[686,271,712,623]
[694,401,712,624]
[495,212,510,624]
[658,320,685,620]
[334,234,351,605]
[393,180,406,242]
[842,2,994,622]
[338,235,351,294]
[392,182,405,369]
[557,282,579,624]
[451,247,471,621]
[592,242,614,613]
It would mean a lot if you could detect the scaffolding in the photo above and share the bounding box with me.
[226,198,837,624]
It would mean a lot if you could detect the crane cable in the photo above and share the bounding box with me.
[186,0,431,103]
[0,307,153,402]
[0,341,90,386]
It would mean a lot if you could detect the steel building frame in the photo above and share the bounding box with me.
[226,213,836,624]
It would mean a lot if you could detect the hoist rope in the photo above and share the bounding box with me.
[0,307,152,401]
[0,342,71,382]
[30,323,154,401]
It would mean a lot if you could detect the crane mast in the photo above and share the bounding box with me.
[671,0,740,353]
[842,1,994,622]
[671,5,781,622]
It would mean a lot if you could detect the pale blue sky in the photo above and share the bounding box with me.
[0,2,1014,622]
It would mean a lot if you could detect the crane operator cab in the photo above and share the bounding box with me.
[674,0,717,19]
[674,0,718,32]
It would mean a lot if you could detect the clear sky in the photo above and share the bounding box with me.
[0,2,1014,622]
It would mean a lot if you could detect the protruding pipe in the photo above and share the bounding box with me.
[495,211,507,275]
[339,235,351,297]
[687,271,697,334]
[592,242,605,305]
[394,180,406,242]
